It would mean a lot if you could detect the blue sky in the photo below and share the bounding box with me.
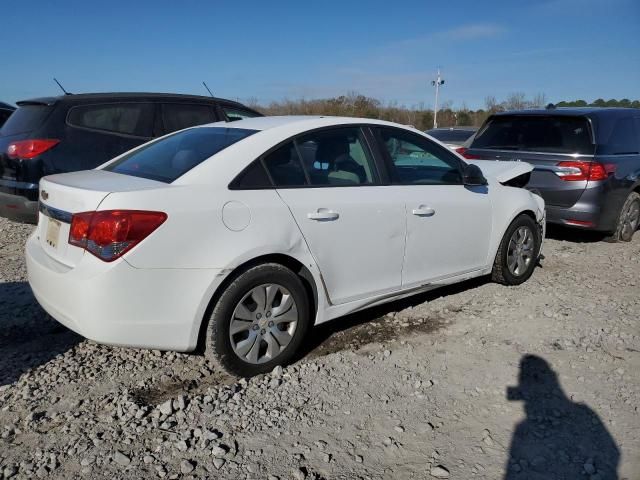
[1,0,638,109]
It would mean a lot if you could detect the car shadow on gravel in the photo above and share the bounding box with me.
[299,276,488,360]
[505,355,619,479]
[545,224,609,243]
[0,281,81,387]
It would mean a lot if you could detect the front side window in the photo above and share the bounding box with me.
[161,104,216,133]
[376,127,462,185]
[222,106,261,122]
[67,103,153,137]
[104,127,257,183]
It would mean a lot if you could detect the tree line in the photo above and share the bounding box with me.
[247,93,639,131]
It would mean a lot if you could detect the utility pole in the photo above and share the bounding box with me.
[431,69,444,128]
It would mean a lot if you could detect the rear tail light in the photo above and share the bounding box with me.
[555,161,610,181]
[69,210,167,262]
[455,147,480,160]
[7,139,60,159]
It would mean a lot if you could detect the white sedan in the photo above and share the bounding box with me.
[26,116,545,377]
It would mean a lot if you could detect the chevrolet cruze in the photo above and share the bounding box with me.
[26,116,545,376]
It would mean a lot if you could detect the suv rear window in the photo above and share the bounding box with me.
[104,127,257,183]
[427,129,475,143]
[472,115,594,154]
[0,105,53,136]
[67,103,154,137]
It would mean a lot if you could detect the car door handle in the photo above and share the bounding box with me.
[411,205,435,217]
[307,209,339,221]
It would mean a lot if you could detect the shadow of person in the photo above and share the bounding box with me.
[505,355,619,479]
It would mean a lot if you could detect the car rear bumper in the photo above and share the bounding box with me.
[0,191,38,223]
[26,232,224,352]
[544,183,619,232]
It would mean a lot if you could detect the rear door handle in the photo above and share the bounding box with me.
[412,205,435,217]
[307,208,339,221]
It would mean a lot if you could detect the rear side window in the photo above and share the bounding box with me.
[104,127,257,183]
[472,115,594,154]
[68,103,153,137]
[1,105,52,136]
[222,106,261,122]
[260,127,378,188]
[162,104,216,133]
[263,142,307,186]
[598,116,640,155]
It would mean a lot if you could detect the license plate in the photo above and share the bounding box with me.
[46,218,61,249]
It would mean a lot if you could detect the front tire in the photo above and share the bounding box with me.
[605,192,640,243]
[205,263,310,377]
[492,214,541,286]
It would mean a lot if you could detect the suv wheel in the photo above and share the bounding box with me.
[492,214,541,286]
[205,263,310,377]
[606,192,640,243]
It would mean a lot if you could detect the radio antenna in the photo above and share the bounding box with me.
[202,81,214,97]
[53,78,71,95]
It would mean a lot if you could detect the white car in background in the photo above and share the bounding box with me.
[26,116,545,377]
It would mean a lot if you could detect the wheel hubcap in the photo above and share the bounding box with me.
[507,226,535,277]
[229,283,298,364]
[620,200,640,239]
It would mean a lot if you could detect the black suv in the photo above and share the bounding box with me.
[0,93,262,222]
[460,108,640,241]
[0,102,15,128]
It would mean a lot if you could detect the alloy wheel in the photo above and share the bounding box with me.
[229,284,299,364]
[507,226,535,277]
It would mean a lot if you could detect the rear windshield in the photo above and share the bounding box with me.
[472,115,594,154]
[0,105,53,136]
[427,129,476,143]
[104,126,257,183]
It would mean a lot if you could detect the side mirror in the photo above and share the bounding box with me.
[462,163,488,186]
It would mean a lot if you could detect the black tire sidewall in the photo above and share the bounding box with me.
[498,215,541,285]
[208,264,310,377]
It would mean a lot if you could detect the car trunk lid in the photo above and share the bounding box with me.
[37,170,166,267]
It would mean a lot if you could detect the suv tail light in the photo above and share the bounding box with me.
[455,147,480,160]
[555,161,610,181]
[69,210,167,262]
[7,139,60,159]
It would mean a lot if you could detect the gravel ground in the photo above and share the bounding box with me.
[1,216,638,480]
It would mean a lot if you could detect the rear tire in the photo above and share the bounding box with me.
[491,214,541,286]
[605,192,640,243]
[205,263,310,377]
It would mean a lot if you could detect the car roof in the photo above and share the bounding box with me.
[493,107,639,119]
[15,92,255,109]
[207,115,412,132]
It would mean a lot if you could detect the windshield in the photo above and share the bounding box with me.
[472,115,594,154]
[104,126,258,182]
